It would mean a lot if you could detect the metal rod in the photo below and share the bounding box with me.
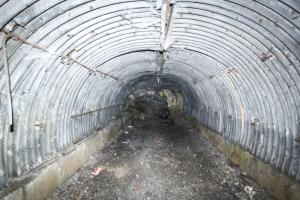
[155,0,173,88]
[71,104,124,118]
[1,30,122,82]
[2,33,14,132]
[2,32,14,182]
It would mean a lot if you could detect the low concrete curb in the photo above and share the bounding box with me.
[185,116,300,200]
[4,117,127,200]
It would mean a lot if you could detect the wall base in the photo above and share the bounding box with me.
[3,117,127,200]
[182,115,300,200]
[4,114,300,200]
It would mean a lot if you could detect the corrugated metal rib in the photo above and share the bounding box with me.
[0,0,299,186]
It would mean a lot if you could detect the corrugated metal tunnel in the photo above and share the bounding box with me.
[0,0,299,199]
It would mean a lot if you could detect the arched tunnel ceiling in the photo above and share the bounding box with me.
[0,0,299,185]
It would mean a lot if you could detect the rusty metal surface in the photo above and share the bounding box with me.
[0,0,299,187]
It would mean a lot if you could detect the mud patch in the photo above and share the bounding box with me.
[106,166,130,179]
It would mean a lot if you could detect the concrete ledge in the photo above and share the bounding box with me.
[3,117,127,200]
[184,116,300,200]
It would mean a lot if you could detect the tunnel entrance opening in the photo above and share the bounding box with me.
[124,88,183,121]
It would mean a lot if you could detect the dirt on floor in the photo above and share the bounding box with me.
[48,118,274,200]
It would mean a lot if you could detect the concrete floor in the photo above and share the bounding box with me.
[48,119,274,200]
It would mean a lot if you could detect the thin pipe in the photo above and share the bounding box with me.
[2,33,14,132]
[1,30,122,82]
[2,32,14,183]
[71,104,124,118]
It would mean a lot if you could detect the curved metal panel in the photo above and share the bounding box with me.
[0,0,299,186]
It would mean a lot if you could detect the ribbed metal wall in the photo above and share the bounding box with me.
[0,0,299,186]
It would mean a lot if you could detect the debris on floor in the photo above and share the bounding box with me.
[91,167,104,176]
[244,185,256,199]
[48,119,274,200]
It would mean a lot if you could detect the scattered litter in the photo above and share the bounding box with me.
[244,185,256,199]
[221,179,227,185]
[50,119,273,200]
[127,125,133,129]
[125,131,129,134]
[91,167,104,176]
